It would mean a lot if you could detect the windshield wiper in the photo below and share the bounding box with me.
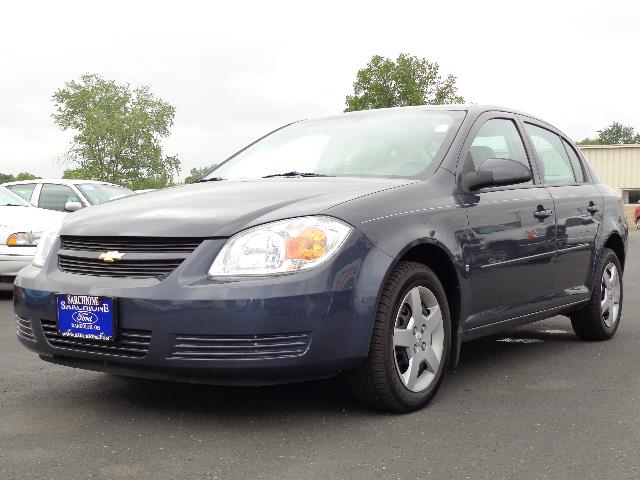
[194,177,225,183]
[262,171,334,178]
[2,204,26,207]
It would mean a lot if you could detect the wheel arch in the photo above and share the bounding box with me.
[604,231,626,272]
[381,238,464,370]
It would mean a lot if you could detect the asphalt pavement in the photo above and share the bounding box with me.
[1,233,640,480]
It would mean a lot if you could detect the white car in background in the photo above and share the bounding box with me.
[0,186,65,290]
[2,179,133,213]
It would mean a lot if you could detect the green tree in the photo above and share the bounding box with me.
[184,164,218,184]
[579,121,640,145]
[345,54,465,112]
[0,172,41,183]
[0,173,15,183]
[15,172,41,181]
[61,168,87,180]
[52,74,180,190]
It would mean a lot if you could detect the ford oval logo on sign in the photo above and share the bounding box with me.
[71,310,99,324]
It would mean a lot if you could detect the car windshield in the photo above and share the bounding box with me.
[207,110,466,180]
[77,183,134,205]
[0,186,29,206]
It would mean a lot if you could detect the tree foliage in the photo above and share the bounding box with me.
[345,54,464,112]
[579,121,640,145]
[184,164,218,184]
[0,172,41,183]
[61,168,88,180]
[52,74,180,190]
[16,172,41,181]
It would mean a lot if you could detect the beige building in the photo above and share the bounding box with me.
[579,144,640,227]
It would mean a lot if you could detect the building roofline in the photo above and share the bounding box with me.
[578,144,640,149]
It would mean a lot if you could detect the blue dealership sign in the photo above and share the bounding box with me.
[56,295,115,341]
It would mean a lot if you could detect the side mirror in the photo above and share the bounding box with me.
[463,158,532,191]
[64,200,83,212]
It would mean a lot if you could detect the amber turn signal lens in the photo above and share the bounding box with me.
[6,232,33,246]
[285,227,328,260]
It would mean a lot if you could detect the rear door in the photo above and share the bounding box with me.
[458,113,557,329]
[523,121,602,304]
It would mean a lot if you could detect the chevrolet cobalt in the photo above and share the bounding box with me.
[13,106,627,412]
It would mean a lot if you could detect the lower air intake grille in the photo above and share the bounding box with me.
[58,255,183,279]
[16,316,35,342]
[168,332,311,360]
[41,319,151,358]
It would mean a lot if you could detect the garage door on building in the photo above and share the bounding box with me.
[579,144,640,225]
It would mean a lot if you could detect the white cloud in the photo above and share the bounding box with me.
[1,0,639,180]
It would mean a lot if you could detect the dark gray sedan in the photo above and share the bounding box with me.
[13,105,627,412]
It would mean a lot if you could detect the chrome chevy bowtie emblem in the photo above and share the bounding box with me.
[98,251,125,263]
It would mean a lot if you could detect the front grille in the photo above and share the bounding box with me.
[168,332,311,360]
[41,319,151,358]
[16,315,35,342]
[58,255,183,278]
[60,236,203,253]
[57,235,203,279]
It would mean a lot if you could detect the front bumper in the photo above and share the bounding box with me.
[13,232,392,384]
[0,246,34,290]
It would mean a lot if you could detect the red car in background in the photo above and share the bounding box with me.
[635,206,640,229]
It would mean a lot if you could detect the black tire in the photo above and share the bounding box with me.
[636,218,640,230]
[570,248,623,340]
[347,261,451,413]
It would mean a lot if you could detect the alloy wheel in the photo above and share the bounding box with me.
[601,262,621,328]
[393,286,445,392]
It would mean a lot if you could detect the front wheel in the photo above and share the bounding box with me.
[347,262,451,412]
[570,248,623,340]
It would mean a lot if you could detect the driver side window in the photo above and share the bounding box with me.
[469,119,532,184]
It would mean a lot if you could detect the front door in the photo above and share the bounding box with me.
[459,114,557,329]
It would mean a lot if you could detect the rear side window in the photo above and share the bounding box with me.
[6,183,35,202]
[38,184,81,212]
[469,119,531,169]
[525,124,576,185]
[562,139,586,183]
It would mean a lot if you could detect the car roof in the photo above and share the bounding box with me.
[303,104,554,129]
[2,179,116,187]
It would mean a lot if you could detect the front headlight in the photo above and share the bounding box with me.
[32,225,61,268]
[209,216,352,276]
[6,231,41,247]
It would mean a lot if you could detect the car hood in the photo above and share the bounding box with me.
[0,206,66,245]
[61,177,416,237]
[0,205,65,231]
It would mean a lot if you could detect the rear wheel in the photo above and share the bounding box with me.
[570,248,623,340]
[636,218,640,230]
[347,262,451,412]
